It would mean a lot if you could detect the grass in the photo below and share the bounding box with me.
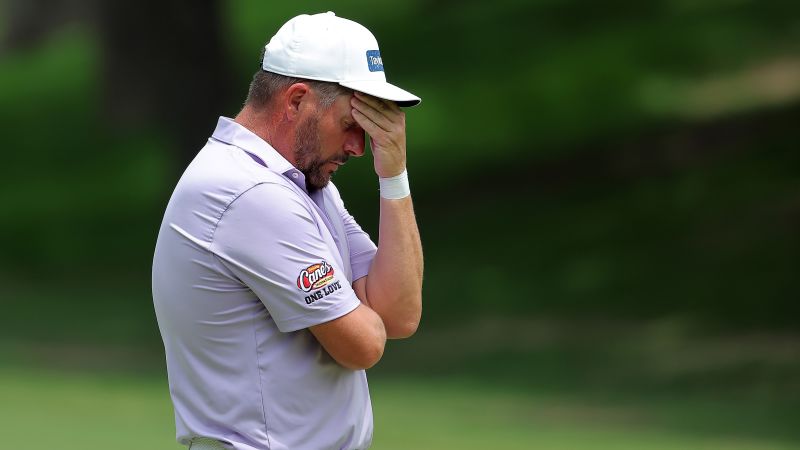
[375,380,800,450]
[1,353,798,449]
[0,368,179,450]
[1,281,798,449]
[1,286,799,449]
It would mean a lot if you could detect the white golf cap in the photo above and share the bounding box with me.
[262,12,421,107]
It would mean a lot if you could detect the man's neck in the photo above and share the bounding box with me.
[234,105,296,165]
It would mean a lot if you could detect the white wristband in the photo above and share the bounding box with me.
[379,169,410,199]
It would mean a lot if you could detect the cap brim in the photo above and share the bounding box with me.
[339,80,421,107]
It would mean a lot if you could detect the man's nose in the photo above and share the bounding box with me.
[343,130,366,157]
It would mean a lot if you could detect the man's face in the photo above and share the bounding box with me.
[293,94,366,191]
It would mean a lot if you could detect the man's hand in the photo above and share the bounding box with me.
[348,92,423,339]
[351,92,407,178]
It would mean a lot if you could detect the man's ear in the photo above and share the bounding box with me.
[284,83,311,121]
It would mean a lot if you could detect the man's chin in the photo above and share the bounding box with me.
[306,173,332,192]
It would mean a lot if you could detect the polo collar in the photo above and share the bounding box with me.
[210,116,308,192]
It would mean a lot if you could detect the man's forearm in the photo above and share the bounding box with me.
[363,195,423,338]
[349,92,423,338]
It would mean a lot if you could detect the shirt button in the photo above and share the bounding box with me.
[292,172,299,178]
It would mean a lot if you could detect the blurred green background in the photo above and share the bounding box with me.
[1,0,799,448]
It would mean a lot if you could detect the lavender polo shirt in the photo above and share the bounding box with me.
[152,117,378,450]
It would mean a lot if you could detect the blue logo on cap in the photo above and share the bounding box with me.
[366,50,384,72]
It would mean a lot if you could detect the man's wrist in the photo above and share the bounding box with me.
[379,169,410,199]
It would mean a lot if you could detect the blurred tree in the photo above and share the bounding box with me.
[96,0,233,167]
[1,0,89,50]
[2,0,232,168]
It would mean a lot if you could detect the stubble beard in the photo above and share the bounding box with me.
[294,113,347,192]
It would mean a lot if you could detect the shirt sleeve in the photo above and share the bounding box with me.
[327,183,377,282]
[209,182,361,333]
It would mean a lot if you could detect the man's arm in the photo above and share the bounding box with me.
[309,303,386,370]
[211,182,388,370]
[351,92,424,339]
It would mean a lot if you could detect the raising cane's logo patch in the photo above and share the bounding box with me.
[296,261,335,293]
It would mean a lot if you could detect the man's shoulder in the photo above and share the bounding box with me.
[325,180,343,198]
[322,181,350,213]
[163,141,310,240]
[182,141,300,200]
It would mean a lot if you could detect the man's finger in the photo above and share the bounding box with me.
[354,91,400,114]
[352,108,384,137]
[351,97,394,132]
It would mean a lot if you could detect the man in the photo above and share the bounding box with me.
[152,12,423,450]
